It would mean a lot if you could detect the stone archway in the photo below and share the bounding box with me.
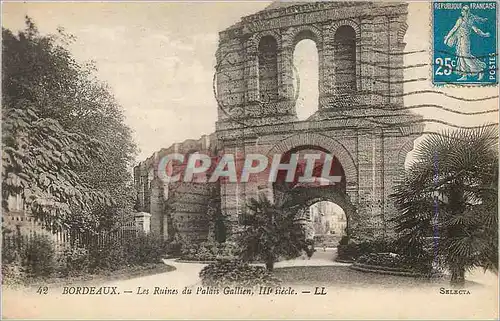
[266,132,357,184]
[279,185,356,240]
[266,133,360,238]
[267,134,359,239]
[135,2,424,244]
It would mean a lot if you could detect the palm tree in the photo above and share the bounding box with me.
[238,193,306,271]
[391,126,498,286]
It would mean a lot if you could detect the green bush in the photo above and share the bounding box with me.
[337,238,397,261]
[199,259,281,288]
[88,233,167,270]
[337,243,359,261]
[180,241,240,261]
[313,235,325,244]
[165,241,182,256]
[304,239,316,258]
[24,234,56,277]
[2,238,20,265]
[339,235,349,246]
[89,238,127,271]
[1,232,25,285]
[57,242,90,276]
[356,239,396,255]
[356,252,433,274]
[1,257,24,285]
[3,230,170,280]
[123,233,165,265]
[214,241,241,258]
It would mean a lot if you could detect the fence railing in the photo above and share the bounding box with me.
[2,213,141,252]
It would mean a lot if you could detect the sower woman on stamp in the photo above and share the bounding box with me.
[444,5,490,81]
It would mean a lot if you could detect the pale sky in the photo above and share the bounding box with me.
[2,1,498,163]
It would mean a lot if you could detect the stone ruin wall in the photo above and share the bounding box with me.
[214,1,424,239]
[214,1,412,129]
[134,134,220,242]
[134,1,425,242]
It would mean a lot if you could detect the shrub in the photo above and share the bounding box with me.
[199,259,281,288]
[313,235,325,245]
[339,235,349,246]
[357,253,408,269]
[239,194,306,271]
[165,241,182,257]
[215,241,241,258]
[336,238,397,261]
[23,235,56,277]
[1,256,24,286]
[88,233,167,269]
[1,234,25,285]
[304,239,316,258]
[356,239,396,255]
[2,237,20,265]
[180,243,202,260]
[123,233,165,265]
[337,243,359,261]
[57,242,90,276]
[89,238,127,271]
[180,241,240,261]
[356,252,433,274]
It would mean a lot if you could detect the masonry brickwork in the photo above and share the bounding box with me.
[134,1,423,242]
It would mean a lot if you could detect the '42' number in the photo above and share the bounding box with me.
[36,286,49,295]
[435,57,455,76]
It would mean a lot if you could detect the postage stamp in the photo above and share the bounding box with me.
[432,1,498,85]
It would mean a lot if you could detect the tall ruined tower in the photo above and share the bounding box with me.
[134,1,424,242]
[215,1,423,238]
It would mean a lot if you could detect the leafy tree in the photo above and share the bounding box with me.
[2,17,137,230]
[391,127,498,286]
[238,193,307,271]
[2,105,111,227]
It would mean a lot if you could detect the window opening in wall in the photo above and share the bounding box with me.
[334,25,356,95]
[293,39,319,121]
[258,36,279,103]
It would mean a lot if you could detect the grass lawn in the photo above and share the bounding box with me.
[4,263,176,289]
[273,266,481,289]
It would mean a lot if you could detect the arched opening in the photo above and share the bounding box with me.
[308,201,347,237]
[334,26,357,94]
[258,36,279,102]
[270,145,355,248]
[273,146,347,193]
[306,201,347,250]
[293,37,319,120]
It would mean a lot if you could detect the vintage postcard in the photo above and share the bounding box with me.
[1,0,499,319]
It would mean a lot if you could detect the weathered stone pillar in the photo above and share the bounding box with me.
[355,129,386,239]
[316,36,325,108]
[382,127,422,238]
[321,22,334,103]
[149,178,164,238]
[280,29,296,103]
[345,187,359,238]
[245,49,259,103]
[134,212,152,234]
